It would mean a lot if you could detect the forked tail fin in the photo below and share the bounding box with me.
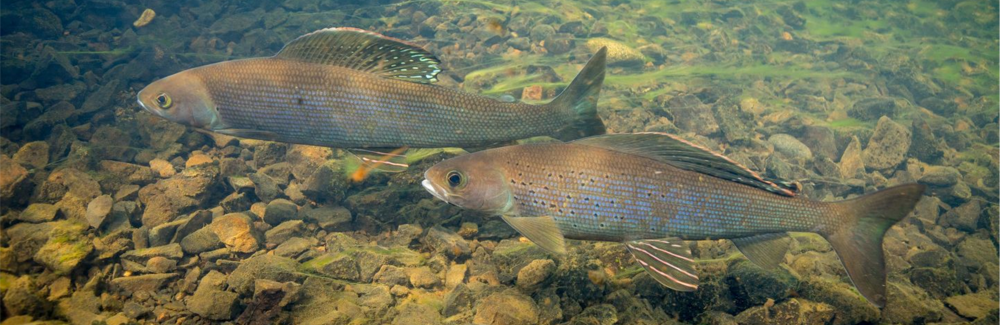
[821,183,926,308]
[548,47,607,141]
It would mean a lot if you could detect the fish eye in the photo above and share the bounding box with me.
[156,93,172,109]
[446,170,465,188]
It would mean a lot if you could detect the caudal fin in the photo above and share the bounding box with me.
[821,183,926,308]
[549,47,607,141]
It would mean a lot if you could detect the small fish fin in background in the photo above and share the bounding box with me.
[731,233,792,270]
[501,215,567,254]
[275,27,442,84]
[573,132,798,197]
[625,238,698,291]
[548,47,607,141]
[347,147,410,182]
[821,183,926,308]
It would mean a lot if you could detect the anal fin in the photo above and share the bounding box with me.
[625,238,698,291]
[501,215,566,254]
[731,233,791,270]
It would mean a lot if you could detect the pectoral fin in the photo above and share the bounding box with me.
[731,233,791,270]
[625,238,698,291]
[501,215,566,254]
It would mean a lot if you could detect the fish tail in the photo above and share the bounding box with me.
[820,183,926,308]
[548,47,607,141]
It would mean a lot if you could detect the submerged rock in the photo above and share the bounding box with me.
[0,155,31,206]
[585,38,645,66]
[862,116,911,172]
[187,270,240,321]
[473,289,539,325]
[33,221,92,274]
[945,292,999,320]
[768,134,813,161]
[210,213,262,253]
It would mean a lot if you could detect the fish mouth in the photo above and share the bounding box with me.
[422,179,449,203]
[135,89,157,116]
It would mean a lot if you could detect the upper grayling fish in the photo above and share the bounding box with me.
[422,132,925,307]
[136,27,607,168]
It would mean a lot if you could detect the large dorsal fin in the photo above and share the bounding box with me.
[573,132,798,197]
[275,27,442,84]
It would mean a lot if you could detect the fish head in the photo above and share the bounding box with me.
[422,153,513,214]
[137,70,220,129]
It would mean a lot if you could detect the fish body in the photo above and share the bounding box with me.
[422,133,925,307]
[137,27,606,151]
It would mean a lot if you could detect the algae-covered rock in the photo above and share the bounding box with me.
[566,303,618,325]
[724,260,798,309]
[18,203,59,223]
[3,275,51,317]
[862,116,911,171]
[882,281,947,324]
[848,97,899,121]
[796,279,879,325]
[516,258,555,290]
[33,221,92,274]
[838,135,865,178]
[473,289,539,325]
[585,38,645,66]
[734,298,835,325]
[12,141,49,170]
[945,292,999,320]
[228,254,303,295]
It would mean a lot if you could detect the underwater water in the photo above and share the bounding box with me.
[1,0,998,323]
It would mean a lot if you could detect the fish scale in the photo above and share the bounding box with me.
[196,58,569,148]
[494,143,838,241]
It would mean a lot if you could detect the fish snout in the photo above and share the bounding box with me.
[421,179,451,204]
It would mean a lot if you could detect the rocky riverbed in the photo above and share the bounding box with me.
[1,0,998,324]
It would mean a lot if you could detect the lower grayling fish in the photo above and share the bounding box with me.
[422,132,924,307]
[136,27,607,169]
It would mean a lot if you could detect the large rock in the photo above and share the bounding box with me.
[303,205,352,232]
[138,164,219,227]
[838,136,865,179]
[734,298,835,325]
[657,94,718,136]
[421,226,471,260]
[2,275,51,317]
[848,97,899,121]
[12,141,49,170]
[919,166,962,187]
[939,200,983,233]
[187,270,240,321]
[209,213,262,253]
[17,203,59,223]
[265,220,306,245]
[228,254,303,295]
[263,198,299,226]
[945,292,998,320]
[110,273,178,295]
[724,260,797,309]
[393,302,443,325]
[473,289,539,325]
[35,167,100,203]
[516,259,555,290]
[0,155,32,207]
[85,194,114,229]
[862,116,911,171]
[567,304,618,325]
[768,134,813,161]
[33,221,93,274]
[797,279,879,324]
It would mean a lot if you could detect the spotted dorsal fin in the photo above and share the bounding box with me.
[572,132,798,197]
[275,27,442,83]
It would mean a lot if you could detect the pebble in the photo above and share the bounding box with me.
[149,159,175,178]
